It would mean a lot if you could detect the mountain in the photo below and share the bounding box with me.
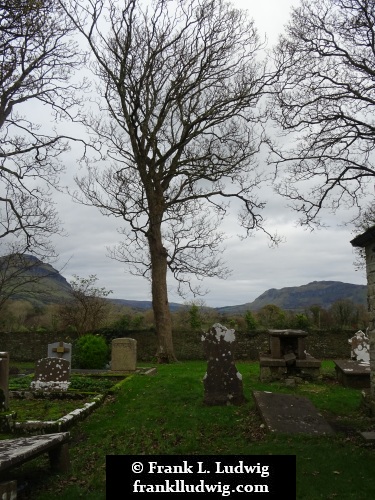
[216,281,367,314]
[1,255,368,314]
[0,254,73,306]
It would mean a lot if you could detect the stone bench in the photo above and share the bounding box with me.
[0,432,70,497]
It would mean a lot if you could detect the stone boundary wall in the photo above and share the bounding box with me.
[0,332,79,363]
[0,328,356,362]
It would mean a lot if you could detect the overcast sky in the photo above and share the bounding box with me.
[48,0,368,308]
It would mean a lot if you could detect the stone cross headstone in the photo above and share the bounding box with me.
[111,338,137,371]
[48,341,72,368]
[30,358,70,391]
[201,323,245,406]
[0,352,10,411]
[348,330,370,364]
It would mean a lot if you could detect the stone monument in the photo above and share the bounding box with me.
[259,329,321,381]
[201,323,245,406]
[349,330,370,364]
[111,338,137,371]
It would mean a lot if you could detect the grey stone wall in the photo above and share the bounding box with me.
[0,332,78,363]
[0,328,357,363]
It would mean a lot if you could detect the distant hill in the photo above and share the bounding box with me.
[0,254,73,306]
[216,281,367,314]
[1,256,367,314]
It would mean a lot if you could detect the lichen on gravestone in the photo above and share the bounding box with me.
[30,358,71,392]
[201,323,246,406]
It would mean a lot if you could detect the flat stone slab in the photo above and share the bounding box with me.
[253,391,334,435]
[360,431,375,442]
[0,432,70,473]
[334,359,371,374]
[333,360,370,388]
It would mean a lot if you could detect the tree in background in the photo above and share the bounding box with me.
[309,305,324,330]
[329,299,365,329]
[0,0,85,257]
[271,0,375,228]
[291,312,310,330]
[256,304,286,329]
[61,0,279,362]
[58,275,112,335]
[188,303,202,331]
[244,310,257,331]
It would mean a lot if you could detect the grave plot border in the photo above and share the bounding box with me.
[1,393,105,435]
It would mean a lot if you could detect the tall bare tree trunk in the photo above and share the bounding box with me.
[148,219,177,363]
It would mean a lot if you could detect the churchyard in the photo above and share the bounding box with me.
[1,326,375,499]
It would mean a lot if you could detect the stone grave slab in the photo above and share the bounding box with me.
[30,358,70,391]
[360,431,375,442]
[253,390,334,435]
[0,432,70,474]
[333,359,371,389]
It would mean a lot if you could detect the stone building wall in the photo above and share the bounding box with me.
[365,243,375,398]
[0,328,357,363]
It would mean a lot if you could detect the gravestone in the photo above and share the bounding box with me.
[111,338,137,371]
[333,330,371,388]
[30,358,70,391]
[201,323,245,406]
[0,352,9,411]
[349,330,370,364]
[48,341,72,368]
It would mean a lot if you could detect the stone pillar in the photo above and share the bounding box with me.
[365,243,375,399]
[0,352,10,411]
[351,228,375,406]
[111,338,137,371]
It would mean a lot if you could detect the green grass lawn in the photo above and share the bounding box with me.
[2,360,375,499]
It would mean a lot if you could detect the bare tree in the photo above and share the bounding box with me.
[61,0,278,362]
[58,274,112,335]
[270,0,375,228]
[0,0,85,257]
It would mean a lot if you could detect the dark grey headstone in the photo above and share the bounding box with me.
[202,323,245,406]
[30,358,70,391]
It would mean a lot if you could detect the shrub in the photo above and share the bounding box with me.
[73,334,109,369]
